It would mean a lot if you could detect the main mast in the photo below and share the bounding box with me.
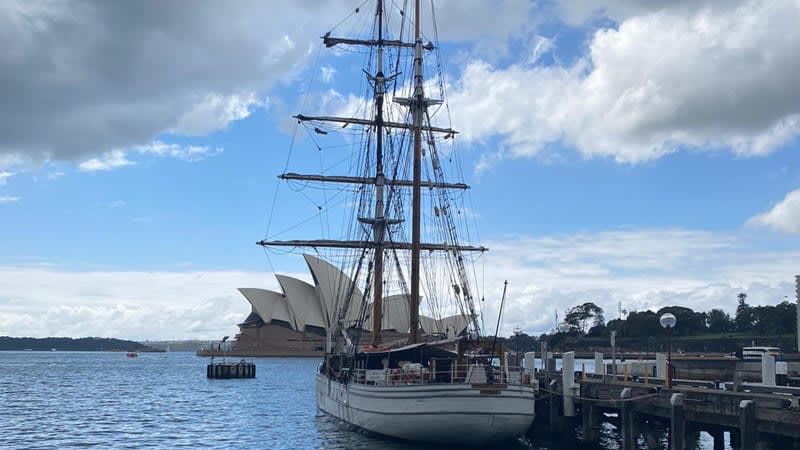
[408,0,423,344]
[370,0,386,346]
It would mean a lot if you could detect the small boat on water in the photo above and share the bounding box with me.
[126,352,138,358]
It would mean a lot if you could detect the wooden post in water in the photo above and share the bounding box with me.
[548,379,561,432]
[670,393,686,450]
[620,388,636,450]
[710,429,725,450]
[581,402,598,443]
[641,418,663,449]
[730,427,742,449]
[739,400,756,450]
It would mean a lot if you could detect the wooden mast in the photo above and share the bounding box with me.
[409,0,422,344]
[371,0,386,346]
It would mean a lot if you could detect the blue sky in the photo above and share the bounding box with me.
[1,0,799,340]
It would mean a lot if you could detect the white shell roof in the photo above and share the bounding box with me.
[365,294,410,332]
[237,255,473,337]
[303,254,364,328]
[275,274,326,330]
[419,314,470,338]
[238,288,294,328]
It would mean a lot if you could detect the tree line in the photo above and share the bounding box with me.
[506,293,797,352]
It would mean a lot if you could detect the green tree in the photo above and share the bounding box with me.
[623,310,659,337]
[656,306,707,336]
[734,292,754,332]
[507,332,538,353]
[564,302,604,334]
[586,324,608,337]
[606,318,625,337]
[752,301,797,335]
[706,308,734,333]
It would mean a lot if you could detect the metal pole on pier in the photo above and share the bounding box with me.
[659,313,676,388]
[795,274,799,352]
[610,331,617,376]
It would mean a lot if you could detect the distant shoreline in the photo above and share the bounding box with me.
[0,336,163,352]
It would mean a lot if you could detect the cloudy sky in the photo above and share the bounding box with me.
[1,0,799,340]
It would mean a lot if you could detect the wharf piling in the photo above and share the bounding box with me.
[207,361,256,379]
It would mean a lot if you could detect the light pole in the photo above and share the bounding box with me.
[659,313,677,388]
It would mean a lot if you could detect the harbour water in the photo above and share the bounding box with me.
[1,351,712,449]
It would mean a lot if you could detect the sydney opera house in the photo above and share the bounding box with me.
[219,254,471,356]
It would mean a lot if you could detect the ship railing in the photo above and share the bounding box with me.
[349,364,534,387]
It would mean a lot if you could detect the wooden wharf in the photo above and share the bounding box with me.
[535,354,800,450]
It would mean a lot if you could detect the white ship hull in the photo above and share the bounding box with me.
[315,373,536,445]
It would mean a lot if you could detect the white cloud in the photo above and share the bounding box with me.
[557,0,738,25]
[420,0,535,42]
[449,0,800,169]
[172,92,264,136]
[135,141,223,162]
[0,229,796,339]
[747,188,800,234]
[528,35,554,65]
[475,229,800,336]
[0,1,356,166]
[0,267,311,340]
[0,155,24,171]
[77,142,222,172]
[320,65,336,84]
[0,1,541,170]
[78,150,133,172]
[0,170,13,185]
[0,195,21,204]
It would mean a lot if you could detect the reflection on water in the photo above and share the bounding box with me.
[0,352,718,449]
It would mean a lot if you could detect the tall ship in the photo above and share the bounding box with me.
[257,0,536,444]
